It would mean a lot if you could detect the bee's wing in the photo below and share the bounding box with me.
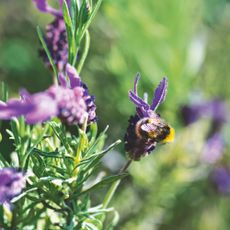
[141,123,158,133]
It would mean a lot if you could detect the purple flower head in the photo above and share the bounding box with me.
[201,132,224,164]
[128,74,168,118]
[0,64,96,126]
[124,75,174,161]
[33,0,72,71]
[212,167,230,195]
[0,168,26,204]
[56,64,97,125]
[39,18,68,72]
[181,99,227,128]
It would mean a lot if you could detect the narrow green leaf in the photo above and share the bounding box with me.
[71,0,78,32]
[10,119,20,145]
[84,125,109,157]
[78,139,121,170]
[80,0,103,40]
[88,122,98,145]
[0,152,10,167]
[11,188,38,203]
[32,148,60,158]
[49,121,72,152]
[1,82,8,102]
[79,0,90,26]
[80,173,127,195]
[63,0,77,64]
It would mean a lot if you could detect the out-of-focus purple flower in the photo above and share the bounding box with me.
[201,133,224,164]
[181,99,227,127]
[212,167,230,194]
[124,75,174,161]
[0,64,96,126]
[32,0,72,71]
[39,18,68,72]
[0,168,26,204]
[0,91,58,124]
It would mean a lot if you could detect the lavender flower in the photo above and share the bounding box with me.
[212,167,230,194]
[33,0,71,71]
[0,168,26,204]
[181,99,228,165]
[201,133,224,164]
[124,75,174,161]
[0,64,96,125]
[181,99,227,128]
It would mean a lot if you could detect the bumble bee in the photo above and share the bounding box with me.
[135,115,175,144]
[124,114,174,161]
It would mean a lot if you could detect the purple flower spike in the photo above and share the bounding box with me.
[39,18,68,72]
[151,77,168,111]
[32,0,72,71]
[125,75,174,161]
[0,168,26,204]
[181,99,227,126]
[128,91,149,111]
[201,133,224,164]
[0,64,96,126]
[212,167,230,195]
[128,75,168,118]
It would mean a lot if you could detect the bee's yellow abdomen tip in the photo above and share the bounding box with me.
[163,127,175,143]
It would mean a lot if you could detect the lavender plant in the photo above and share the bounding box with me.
[0,0,174,229]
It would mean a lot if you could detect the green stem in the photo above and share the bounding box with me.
[21,124,49,169]
[10,204,18,230]
[76,30,90,73]
[102,159,132,208]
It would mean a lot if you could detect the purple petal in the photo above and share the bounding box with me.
[143,92,148,103]
[24,92,58,124]
[134,73,141,94]
[128,91,149,110]
[32,0,48,12]
[66,64,81,88]
[58,73,68,87]
[212,167,230,194]
[0,92,58,124]
[0,168,26,204]
[136,107,149,118]
[20,89,31,101]
[151,77,168,111]
[201,133,224,164]
[0,99,33,119]
[32,0,62,17]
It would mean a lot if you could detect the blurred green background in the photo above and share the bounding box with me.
[1,0,230,229]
